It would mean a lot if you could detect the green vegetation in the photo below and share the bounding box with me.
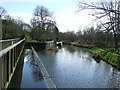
[1,3,120,69]
[25,40,40,43]
[30,5,59,41]
[2,19,26,39]
[0,6,30,40]
[25,40,55,43]
[89,48,120,69]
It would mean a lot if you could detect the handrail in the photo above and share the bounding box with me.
[0,38,19,43]
[0,38,25,57]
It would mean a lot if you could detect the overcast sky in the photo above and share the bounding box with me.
[0,0,96,32]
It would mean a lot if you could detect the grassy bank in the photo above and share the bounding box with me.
[63,41,120,70]
[63,42,96,48]
[26,40,43,43]
[89,48,120,70]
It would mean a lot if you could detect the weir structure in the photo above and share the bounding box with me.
[31,47,57,89]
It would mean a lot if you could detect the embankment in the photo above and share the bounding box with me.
[89,48,120,70]
[63,42,96,48]
[63,41,120,70]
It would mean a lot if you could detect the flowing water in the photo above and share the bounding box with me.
[9,45,120,88]
[37,45,120,88]
[9,49,47,88]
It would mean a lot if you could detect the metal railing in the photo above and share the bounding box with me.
[0,38,25,89]
[0,38,20,50]
[0,38,19,43]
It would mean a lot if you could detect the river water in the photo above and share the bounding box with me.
[37,45,120,88]
[9,49,47,88]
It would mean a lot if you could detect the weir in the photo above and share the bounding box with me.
[31,47,57,89]
[0,38,25,89]
[25,40,56,51]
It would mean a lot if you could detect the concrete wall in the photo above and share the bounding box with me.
[25,42,46,51]
[26,41,56,51]
[45,41,55,49]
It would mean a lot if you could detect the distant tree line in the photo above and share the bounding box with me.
[76,0,120,49]
[0,5,59,41]
[1,2,120,49]
[0,6,28,40]
[59,25,120,48]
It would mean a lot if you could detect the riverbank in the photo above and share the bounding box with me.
[63,41,120,70]
[89,48,120,70]
[63,42,96,48]
[37,45,120,88]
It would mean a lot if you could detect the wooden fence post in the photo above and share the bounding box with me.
[0,57,2,90]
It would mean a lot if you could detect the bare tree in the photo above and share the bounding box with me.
[30,5,59,41]
[77,0,120,49]
[0,6,6,18]
[32,5,53,30]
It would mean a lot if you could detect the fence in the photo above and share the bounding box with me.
[0,38,20,50]
[0,38,25,89]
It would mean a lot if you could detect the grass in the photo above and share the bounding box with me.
[26,40,55,43]
[25,40,45,43]
[89,48,120,69]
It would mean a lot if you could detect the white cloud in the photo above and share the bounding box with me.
[9,12,32,23]
[56,10,96,32]
[8,9,96,33]
[0,0,72,2]
[9,11,96,32]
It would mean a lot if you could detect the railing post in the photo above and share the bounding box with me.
[0,18,2,90]
[9,50,11,80]
[12,41,13,45]
[0,57,2,90]
[0,18,2,50]
[0,38,25,89]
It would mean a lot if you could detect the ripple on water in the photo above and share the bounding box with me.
[37,45,120,88]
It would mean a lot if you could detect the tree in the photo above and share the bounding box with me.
[2,15,26,39]
[77,0,120,49]
[0,6,6,18]
[60,31,77,42]
[30,5,59,41]
[32,5,53,30]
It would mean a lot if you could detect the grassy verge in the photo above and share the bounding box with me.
[25,40,45,43]
[26,40,39,43]
[89,48,120,70]
[63,41,96,48]
[26,40,55,43]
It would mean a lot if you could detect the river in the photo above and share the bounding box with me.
[37,45,120,88]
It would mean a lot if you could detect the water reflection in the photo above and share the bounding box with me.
[26,50,43,82]
[30,58,43,82]
[8,50,24,88]
[64,45,77,54]
[20,49,46,88]
[38,45,120,88]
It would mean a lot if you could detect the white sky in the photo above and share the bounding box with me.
[0,0,97,32]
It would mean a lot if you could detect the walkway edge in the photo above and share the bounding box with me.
[31,47,57,89]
